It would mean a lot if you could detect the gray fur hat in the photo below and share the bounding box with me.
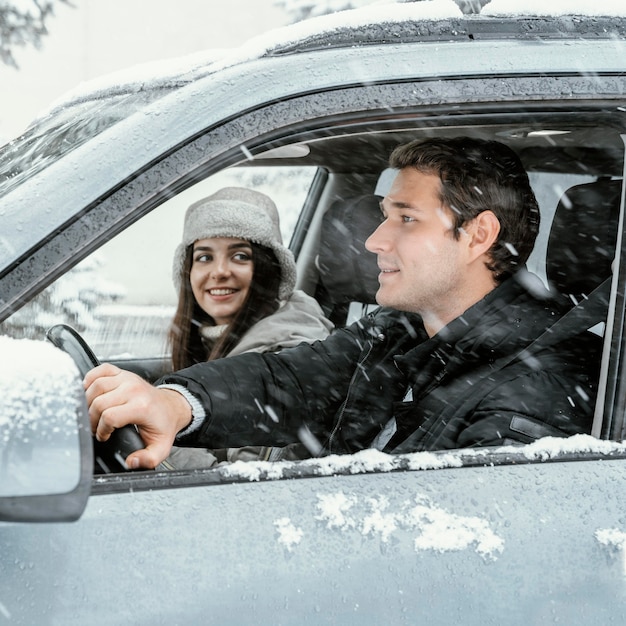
[172,187,297,300]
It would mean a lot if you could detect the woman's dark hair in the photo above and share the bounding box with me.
[168,242,282,370]
[389,136,540,282]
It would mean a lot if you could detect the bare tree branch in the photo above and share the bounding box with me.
[0,0,73,68]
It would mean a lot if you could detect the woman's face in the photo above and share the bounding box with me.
[189,237,254,325]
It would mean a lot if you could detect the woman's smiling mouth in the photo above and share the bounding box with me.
[208,288,238,296]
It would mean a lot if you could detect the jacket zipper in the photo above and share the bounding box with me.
[326,332,382,453]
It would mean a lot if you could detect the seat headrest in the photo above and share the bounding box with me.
[547,178,622,304]
[316,194,383,307]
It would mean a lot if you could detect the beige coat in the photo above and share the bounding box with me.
[166,290,333,469]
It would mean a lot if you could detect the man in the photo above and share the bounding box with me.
[85,137,602,469]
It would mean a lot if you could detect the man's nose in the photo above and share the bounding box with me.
[365,220,389,253]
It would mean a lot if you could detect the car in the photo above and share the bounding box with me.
[2,2,626,623]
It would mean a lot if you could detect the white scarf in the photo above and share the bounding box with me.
[199,324,227,343]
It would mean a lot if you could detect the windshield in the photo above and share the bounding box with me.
[0,88,176,198]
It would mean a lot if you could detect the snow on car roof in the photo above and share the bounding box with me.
[40,0,462,117]
[38,48,230,119]
[39,0,626,122]
[483,0,626,16]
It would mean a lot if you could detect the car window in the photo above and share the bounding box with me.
[1,165,317,360]
[526,171,597,285]
[1,70,625,468]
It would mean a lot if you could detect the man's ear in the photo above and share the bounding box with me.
[467,210,500,258]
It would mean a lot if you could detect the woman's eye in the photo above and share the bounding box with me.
[401,215,416,223]
[233,252,252,262]
[194,254,212,263]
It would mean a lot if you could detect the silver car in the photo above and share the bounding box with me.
[1,4,626,624]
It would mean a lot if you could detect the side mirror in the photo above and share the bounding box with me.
[0,336,92,522]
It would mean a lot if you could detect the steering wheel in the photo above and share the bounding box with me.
[46,323,149,473]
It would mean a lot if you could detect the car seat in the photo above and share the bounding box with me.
[546,177,623,307]
[315,194,383,325]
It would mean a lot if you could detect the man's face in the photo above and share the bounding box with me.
[365,168,471,327]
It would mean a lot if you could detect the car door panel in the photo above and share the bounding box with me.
[2,458,626,624]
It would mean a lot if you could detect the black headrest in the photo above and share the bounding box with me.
[547,178,622,304]
[316,194,383,308]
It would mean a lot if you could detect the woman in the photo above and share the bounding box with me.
[166,186,333,468]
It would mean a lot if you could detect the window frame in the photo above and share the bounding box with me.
[1,74,625,490]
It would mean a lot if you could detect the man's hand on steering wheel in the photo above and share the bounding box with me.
[84,363,192,470]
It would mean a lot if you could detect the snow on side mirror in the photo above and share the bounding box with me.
[0,336,92,522]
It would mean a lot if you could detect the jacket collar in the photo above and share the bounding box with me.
[394,269,559,379]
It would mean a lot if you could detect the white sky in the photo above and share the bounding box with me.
[0,0,292,142]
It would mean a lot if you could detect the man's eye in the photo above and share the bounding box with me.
[401,215,416,223]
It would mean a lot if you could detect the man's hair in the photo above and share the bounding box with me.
[389,136,540,282]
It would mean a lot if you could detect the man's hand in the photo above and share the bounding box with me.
[84,363,192,469]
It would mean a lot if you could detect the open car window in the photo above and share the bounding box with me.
[0,70,625,481]
[1,165,318,361]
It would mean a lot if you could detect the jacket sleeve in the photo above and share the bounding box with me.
[157,320,371,449]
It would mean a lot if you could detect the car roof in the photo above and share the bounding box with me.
[2,2,626,277]
[32,1,626,123]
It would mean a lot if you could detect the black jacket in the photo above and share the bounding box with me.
[164,272,602,455]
